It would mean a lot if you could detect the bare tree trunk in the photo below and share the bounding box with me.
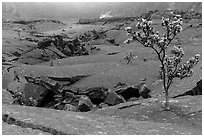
[164,89,170,110]
[161,62,170,111]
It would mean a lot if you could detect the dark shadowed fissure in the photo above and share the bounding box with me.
[2,114,70,135]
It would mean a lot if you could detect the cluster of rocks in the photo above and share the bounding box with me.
[3,35,90,65]
[79,29,108,42]
[78,29,120,46]
[4,74,152,112]
[39,36,89,57]
[23,35,89,60]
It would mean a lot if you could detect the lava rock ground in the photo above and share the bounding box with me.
[2,101,201,135]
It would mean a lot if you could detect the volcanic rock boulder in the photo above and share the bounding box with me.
[105,90,126,106]
[78,95,94,112]
[61,91,76,104]
[63,45,72,56]
[136,82,152,99]
[85,87,109,105]
[23,83,47,103]
[115,95,126,104]
[54,35,64,51]
[139,87,151,99]
[7,79,47,106]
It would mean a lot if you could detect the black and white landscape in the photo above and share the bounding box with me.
[2,2,202,135]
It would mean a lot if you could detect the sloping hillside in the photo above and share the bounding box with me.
[2,3,202,135]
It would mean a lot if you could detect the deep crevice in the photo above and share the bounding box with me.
[2,114,71,135]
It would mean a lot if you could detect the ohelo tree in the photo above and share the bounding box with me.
[124,12,200,110]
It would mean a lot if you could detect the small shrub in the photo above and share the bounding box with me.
[123,50,137,64]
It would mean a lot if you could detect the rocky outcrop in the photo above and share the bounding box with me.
[17,36,90,65]
[5,75,90,106]
[36,37,89,57]
[115,82,152,101]
[78,29,108,44]
[6,74,152,112]
[172,80,202,98]
[7,80,47,106]
[139,86,151,99]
